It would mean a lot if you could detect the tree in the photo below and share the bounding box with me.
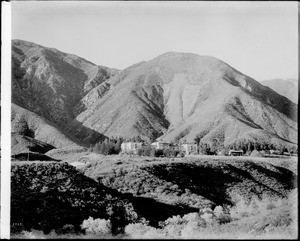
[199,142,211,155]
[92,138,122,155]
[162,147,179,158]
[155,149,164,157]
[13,117,34,138]
[137,145,155,157]
[210,138,219,154]
[247,142,254,152]
[194,131,207,146]
[92,142,101,154]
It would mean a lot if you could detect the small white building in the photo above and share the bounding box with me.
[228,150,244,156]
[182,143,198,155]
[270,149,281,155]
[151,141,170,150]
[121,142,143,154]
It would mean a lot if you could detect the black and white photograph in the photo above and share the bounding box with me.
[1,1,298,239]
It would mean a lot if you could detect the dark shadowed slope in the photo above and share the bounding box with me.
[11,161,142,234]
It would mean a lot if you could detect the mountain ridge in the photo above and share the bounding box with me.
[76,50,297,145]
[261,78,298,104]
[11,39,298,149]
[12,39,120,146]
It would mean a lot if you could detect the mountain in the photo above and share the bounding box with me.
[261,79,298,104]
[77,52,297,146]
[12,40,298,147]
[12,39,119,146]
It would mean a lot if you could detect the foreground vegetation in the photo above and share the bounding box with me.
[11,161,142,235]
[124,188,298,239]
[11,154,297,239]
[12,188,298,239]
[78,156,297,211]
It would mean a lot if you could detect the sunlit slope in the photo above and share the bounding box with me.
[77,52,297,145]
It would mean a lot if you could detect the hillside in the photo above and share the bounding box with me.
[261,78,298,104]
[69,155,297,223]
[12,39,119,145]
[11,152,297,238]
[11,161,143,234]
[11,133,55,155]
[12,40,298,147]
[124,188,297,239]
[11,103,81,149]
[76,52,297,145]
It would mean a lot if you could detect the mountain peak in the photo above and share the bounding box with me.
[12,39,41,48]
[154,51,223,64]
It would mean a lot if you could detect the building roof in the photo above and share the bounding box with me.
[152,141,169,144]
[229,150,244,153]
[122,141,143,144]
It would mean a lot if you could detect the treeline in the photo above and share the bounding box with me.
[196,138,298,156]
[91,140,183,157]
[136,145,184,158]
[90,136,297,157]
[90,136,145,155]
[91,137,123,155]
[90,136,183,157]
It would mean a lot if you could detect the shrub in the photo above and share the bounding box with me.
[229,195,283,219]
[154,149,164,157]
[137,145,155,157]
[19,230,46,239]
[122,189,297,239]
[125,223,166,239]
[213,205,231,224]
[11,162,139,235]
[81,217,111,235]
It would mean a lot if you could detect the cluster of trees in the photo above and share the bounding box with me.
[13,116,35,138]
[229,139,298,155]
[136,145,183,158]
[196,138,298,156]
[124,136,144,143]
[91,137,124,155]
[91,136,147,156]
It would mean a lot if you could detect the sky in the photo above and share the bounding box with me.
[11,1,298,81]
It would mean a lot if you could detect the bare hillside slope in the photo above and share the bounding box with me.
[77,52,297,145]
